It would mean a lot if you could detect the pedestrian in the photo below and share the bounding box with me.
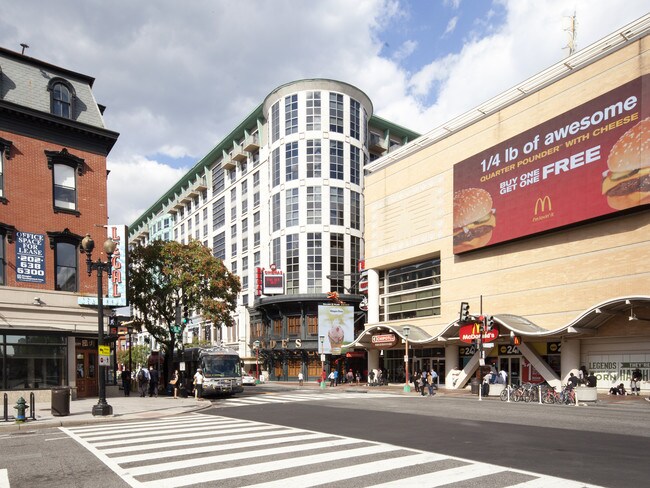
[333,369,339,386]
[170,369,180,399]
[586,371,597,388]
[482,370,492,396]
[413,371,420,393]
[567,372,579,389]
[329,370,336,387]
[193,368,205,399]
[137,365,150,397]
[609,383,626,395]
[420,370,428,396]
[320,369,327,386]
[578,365,588,385]
[346,369,354,384]
[631,368,642,396]
[355,370,361,385]
[121,367,131,396]
[428,370,437,396]
[490,363,498,384]
[148,366,159,397]
[499,368,508,385]
[298,371,304,387]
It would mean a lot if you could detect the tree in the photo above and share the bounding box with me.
[116,344,150,371]
[127,240,241,381]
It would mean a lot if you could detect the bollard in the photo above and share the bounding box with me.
[30,392,36,420]
[3,393,7,422]
[506,386,510,403]
[539,386,542,405]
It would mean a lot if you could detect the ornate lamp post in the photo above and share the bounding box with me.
[403,326,411,393]
[80,233,117,416]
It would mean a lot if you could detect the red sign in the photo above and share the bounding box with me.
[459,323,499,344]
[452,75,649,254]
[371,334,397,348]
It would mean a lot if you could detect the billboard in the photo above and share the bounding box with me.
[15,232,46,284]
[318,305,354,355]
[452,75,649,254]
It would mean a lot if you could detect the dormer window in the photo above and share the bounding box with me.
[48,79,75,119]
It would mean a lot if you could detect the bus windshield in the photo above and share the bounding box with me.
[201,356,241,377]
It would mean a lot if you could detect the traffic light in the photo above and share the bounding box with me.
[182,303,189,324]
[486,315,494,331]
[459,302,470,323]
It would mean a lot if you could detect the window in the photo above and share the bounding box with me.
[241,196,248,215]
[329,93,344,133]
[306,91,321,130]
[306,140,321,178]
[213,232,225,260]
[329,141,344,180]
[350,99,361,140]
[273,319,283,336]
[330,233,344,293]
[46,149,83,214]
[272,237,281,268]
[272,193,281,231]
[287,316,301,336]
[231,260,237,274]
[0,230,5,285]
[242,237,248,253]
[242,218,248,234]
[350,146,361,185]
[253,171,260,188]
[330,187,344,225]
[254,231,260,248]
[379,258,442,321]
[351,191,361,230]
[285,142,299,181]
[285,95,298,135]
[242,275,248,290]
[307,315,318,335]
[240,160,247,175]
[286,234,299,294]
[55,241,77,292]
[242,256,248,272]
[307,232,322,292]
[254,251,260,266]
[212,166,225,194]
[286,188,299,227]
[271,102,280,143]
[212,197,225,230]
[253,191,260,208]
[0,137,10,201]
[49,79,74,118]
[202,208,208,221]
[253,211,260,228]
[2,335,67,390]
[307,187,321,224]
[272,148,280,188]
[241,180,248,196]
[350,235,361,289]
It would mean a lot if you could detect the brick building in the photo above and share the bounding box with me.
[0,46,119,400]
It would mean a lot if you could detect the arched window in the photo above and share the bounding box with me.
[48,79,75,119]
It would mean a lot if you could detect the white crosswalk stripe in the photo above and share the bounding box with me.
[216,391,398,407]
[60,413,604,488]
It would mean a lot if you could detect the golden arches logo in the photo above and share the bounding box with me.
[472,323,481,335]
[534,195,552,215]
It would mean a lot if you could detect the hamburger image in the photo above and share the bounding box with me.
[601,117,650,210]
[453,188,496,253]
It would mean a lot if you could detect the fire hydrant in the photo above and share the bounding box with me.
[14,397,28,422]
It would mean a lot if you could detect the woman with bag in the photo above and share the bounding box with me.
[170,370,179,399]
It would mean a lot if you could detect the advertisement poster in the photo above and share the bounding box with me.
[15,232,46,283]
[318,305,354,354]
[452,75,649,254]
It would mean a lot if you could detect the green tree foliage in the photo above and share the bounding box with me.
[116,344,150,370]
[127,240,241,378]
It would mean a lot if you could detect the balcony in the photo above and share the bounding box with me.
[232,144,248,162]
[222,154,236,170]
[243,133,260,152]
[369,133,387,154]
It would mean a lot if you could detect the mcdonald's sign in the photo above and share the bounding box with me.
[534,195,552,215]
[459,323,499,344]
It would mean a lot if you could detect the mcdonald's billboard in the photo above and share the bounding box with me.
[459,323,498,344]
[452,74,649,254]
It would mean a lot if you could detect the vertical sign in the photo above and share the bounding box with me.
[15,232,46,283]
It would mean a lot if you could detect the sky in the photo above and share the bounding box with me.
[1,0,648,226]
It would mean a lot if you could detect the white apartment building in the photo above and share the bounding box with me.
[129,79,419,380]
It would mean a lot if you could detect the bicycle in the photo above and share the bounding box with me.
[500,384,517,401]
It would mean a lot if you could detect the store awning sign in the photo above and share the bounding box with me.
[459,323,498,344]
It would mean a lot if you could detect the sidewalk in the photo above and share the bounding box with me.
[2,382,647,432]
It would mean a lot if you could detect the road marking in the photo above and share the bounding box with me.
[60,413,606,488]
[0,469,9,488]
[216,391,398,407]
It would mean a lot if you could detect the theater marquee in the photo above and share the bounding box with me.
[452,75,649,254]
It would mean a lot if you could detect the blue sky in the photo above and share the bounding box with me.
[1,1,647,224]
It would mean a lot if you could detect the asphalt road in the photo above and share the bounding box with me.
[211,391,650,488]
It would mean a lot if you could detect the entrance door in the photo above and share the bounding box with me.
[75,350,98,398]
[499,356,521,386]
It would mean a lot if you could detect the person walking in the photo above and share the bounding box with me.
[298,371,304,387]
[121,367,131,396]
[148,366,159,397]
[420,370,428,396]
[328,370,336,387]
[170,369,180,399]
[137,365,150,397]
[631,368,642,396]
[428,369,438,396]
[193,368,205,399]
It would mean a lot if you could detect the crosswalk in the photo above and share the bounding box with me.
[214,391,398,407]
[60,413,603,488]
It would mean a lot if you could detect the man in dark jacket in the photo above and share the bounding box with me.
[149,367,159,397]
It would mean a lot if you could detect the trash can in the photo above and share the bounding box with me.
[51,387,71,416]
[470,378,480,395]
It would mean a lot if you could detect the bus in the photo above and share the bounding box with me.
[173,346,244,397]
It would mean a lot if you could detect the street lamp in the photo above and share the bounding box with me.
[319,335,325,389]
[80,233,117,416]
[253,340,260,384]
[403,326,411,393]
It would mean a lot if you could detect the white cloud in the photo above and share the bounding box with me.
[393,39,418,61]
[443,16,459,37]
[1,0,647,224]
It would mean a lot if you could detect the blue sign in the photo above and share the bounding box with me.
[16,232,46,283]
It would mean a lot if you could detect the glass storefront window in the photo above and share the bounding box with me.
[1,334,67,389]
